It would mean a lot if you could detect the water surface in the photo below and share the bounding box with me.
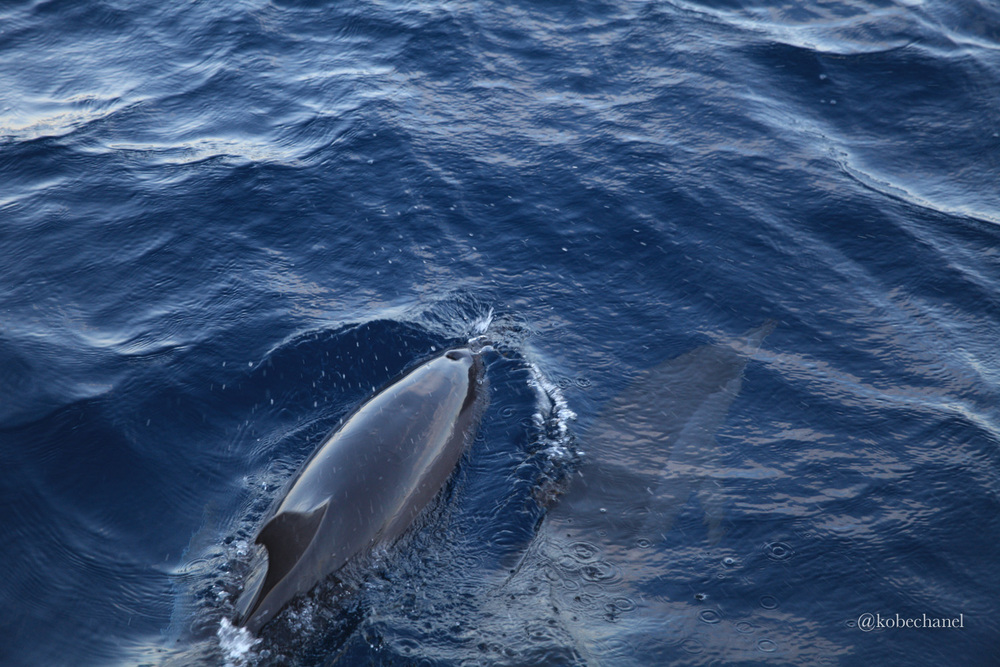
[2,0,999,664]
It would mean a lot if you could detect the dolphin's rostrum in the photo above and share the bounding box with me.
[235,346,488,633]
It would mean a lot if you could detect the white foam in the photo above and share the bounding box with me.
[524,354,577,460]
[216,617,260,667]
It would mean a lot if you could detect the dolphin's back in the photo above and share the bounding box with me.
[236,348,487,633]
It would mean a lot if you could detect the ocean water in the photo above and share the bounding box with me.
[2,0,999,665]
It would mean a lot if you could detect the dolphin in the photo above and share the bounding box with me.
[491,322,776,664]
[234,346,488,634]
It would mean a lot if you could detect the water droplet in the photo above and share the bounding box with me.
[759,595,779,609]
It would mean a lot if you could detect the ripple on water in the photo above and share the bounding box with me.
[757,638,778,653]
[681,637,705,655]
[698,609,722,624]
[759,595,779,610]
[525,622,559,643]
[558,576,580,592]
[579,560,620,584]
[394,637,420,655]
[591,637,632,658]
[555,553,579,571]
[610,596,636,612]
[764,541,794,561]
[568,541,600,562]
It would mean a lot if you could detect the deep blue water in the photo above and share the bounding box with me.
[2,0,1000,665]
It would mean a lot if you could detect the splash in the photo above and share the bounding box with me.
[519,343,581,510]
[525,358,577,461]
[469,306,495,336]
[216,617,261,667]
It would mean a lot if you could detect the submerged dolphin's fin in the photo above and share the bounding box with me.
[255,504,328,606]
[739,319,777,353]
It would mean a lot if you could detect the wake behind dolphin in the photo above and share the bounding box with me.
[234,346,489,634]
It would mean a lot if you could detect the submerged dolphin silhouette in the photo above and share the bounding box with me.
[234,347,488,633]
[498,322,776,662]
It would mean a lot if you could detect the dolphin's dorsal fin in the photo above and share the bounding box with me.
[256,504,328,601]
